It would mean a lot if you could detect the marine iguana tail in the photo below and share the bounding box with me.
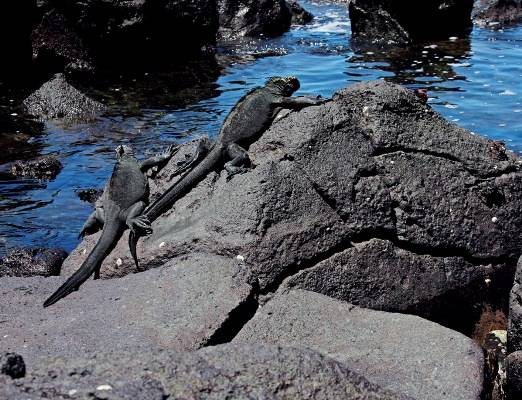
[129,76,325,268]
[44,144,176,307]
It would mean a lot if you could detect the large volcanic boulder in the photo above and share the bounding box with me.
[349,0,475,45]
[473,0,522,28]
[59,81,522,335]
[0,344,409,400]
[234,290,484,400]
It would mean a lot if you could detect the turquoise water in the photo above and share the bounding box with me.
[1,0,521,254]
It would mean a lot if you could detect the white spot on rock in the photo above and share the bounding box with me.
[97,385,112,391]
[159,242,166,248]
[116,258,123,266]
[491,216,498,223]
[485,278,492,285]
[82,249,87,255]
[236,255,245,261]
[68,389,78,396]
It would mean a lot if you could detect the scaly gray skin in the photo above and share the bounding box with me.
[129,76,324,268]
[43,144,176,307]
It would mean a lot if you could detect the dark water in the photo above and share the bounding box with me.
[1,0,521,255]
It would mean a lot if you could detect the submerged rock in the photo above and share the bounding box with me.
[0,344,408,400]
[288,0,314,25]
[11,155,62,179]
[0,253,256,365]
[75,188,103,204]
[234,290,484,400]
[349,0,474,45]
[0,353,25,379]
[474,0,522,28]
[23,73,105,122]
[0,247,67,278]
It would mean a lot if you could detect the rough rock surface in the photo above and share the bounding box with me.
[0,253,256,366]
[349,0,475,44]
[0,353,25,379]
[288,0,314,25]
[0,344,408,400]
[0,247,67,277]
[280,238,507,320]
[11,155,63,179]
[60,81,522,331]
[507,351,522,399]
[474,0,522,28]
[234,290,484,400]
[75,187,103,204]
[23,73,105,122]
[509,256,522,353]
[218,0,293,40]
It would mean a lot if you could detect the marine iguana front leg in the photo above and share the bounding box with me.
[277,95,325,110]
[140,144,179,172]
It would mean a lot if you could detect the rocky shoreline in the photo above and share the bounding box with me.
[2,1,522,399]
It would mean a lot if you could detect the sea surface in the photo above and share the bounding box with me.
[1,0,521,255]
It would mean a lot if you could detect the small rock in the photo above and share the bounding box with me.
[0,353,25,379]
[75,188,103,204]
[0,247,67,278]
[11,155,62,180]
[287,0,313,25]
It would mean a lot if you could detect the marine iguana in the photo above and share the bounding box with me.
[128,76,324,268]
[43,144,177,307]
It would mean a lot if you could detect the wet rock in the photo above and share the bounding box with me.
[23,73,105,122]
[508,256,522,353]
[349,0,474,44]
[31,10,94,74]
[0,253,256,366]
[474,0,522,28]
[0,344,409,400]
[288,1,314,25]
[34,0,217,71]
[218,0,293,41]
[0,247,67,278]
[234,290,484,400]
[0,353,25,379]
[11,155,62,179]
[75,188,103,204]
[484,330,508,400]
[280,238,505,318]
[60,81,522,328]
[507,351,522,399]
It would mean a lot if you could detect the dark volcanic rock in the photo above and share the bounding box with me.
[218,0,293,41]
[0,253,256,366]
[11,155,62,179]
[0,344,408,400]
[508,256,522,353]
[0,353,25,379]
[474,0,522,28]
[75,187,103,204]
[280,238,506,317]
[234,290,484,400]
[0,247,66,278]
[60,81,522,332]
[288,0,314,25]
[23,73,105,122]
[349,0,474,44]
[483,330,508,400]
[36,0,218,70]
[507,351,522,399]
[31,10,94,74]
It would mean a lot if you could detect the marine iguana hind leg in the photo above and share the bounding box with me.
[225,143,250,177]
[168,139,210,181]
[78,207,105,239]
[125,201,152,234]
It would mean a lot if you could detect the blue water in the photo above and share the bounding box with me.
[1,0,521,255]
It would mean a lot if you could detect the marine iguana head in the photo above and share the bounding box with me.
[265,76,300,96]
[115,144,134,160]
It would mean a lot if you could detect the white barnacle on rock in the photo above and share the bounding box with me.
[116,258,123,266]
[159,241,166,248]
[97,384,112,391]
[491,216,498,223]
[236,255,245,261]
